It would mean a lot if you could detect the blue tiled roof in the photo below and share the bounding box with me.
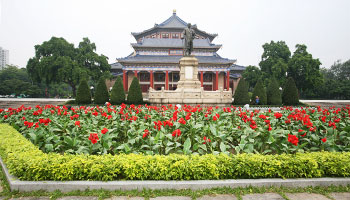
[131,12,217,41]
[132,38,221,49]
[230,64,246,71]
[118,55,235,64]
[110,62,123,69]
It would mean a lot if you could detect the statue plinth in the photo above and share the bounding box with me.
[148,55,232,107]
[176,56,201,90]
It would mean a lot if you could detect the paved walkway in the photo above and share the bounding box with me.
[1,193,350,199]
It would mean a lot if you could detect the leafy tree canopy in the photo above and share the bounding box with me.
[26,37,110,97]
[259,41,291,86]
[288,44,323,96]
[242,65,261,90]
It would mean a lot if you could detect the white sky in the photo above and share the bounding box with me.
[0,0,349,68]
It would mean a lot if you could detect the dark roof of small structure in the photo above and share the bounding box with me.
[118,55,235,65]
[132,38,221,49]
[131,12,217,42]
[110,62,123,70]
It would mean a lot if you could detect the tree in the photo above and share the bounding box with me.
[282,77,299,105]
[259,41,291,86]
[233,78,250,105]
[242,65,261,90]
[251,79,267,105]
[75,79,91,104]
[94,77,109,104]
[110,76,125,105]
[288,44,323,97]
[26,37,110,97]
[127,77,143,105]
[267,78,282,105]
[0,65,41,97]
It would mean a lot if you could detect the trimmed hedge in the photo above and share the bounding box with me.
[251,79,267,105]
[110,76,125,105]
[1,124,350,181]
[94,77,110,105]
[75,79,91,104]
[267,78,282,105]
[233,78,250,105]
[127,77,143,105]
[282,77,299,105]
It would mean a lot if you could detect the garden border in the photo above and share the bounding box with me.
[1,156,350,192]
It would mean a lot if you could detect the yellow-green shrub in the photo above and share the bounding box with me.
[1,124,350,181]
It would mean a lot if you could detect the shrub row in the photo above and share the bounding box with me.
[1,124,350,181]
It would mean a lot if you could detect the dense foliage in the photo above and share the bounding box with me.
[267,78,282,105]
[26,37,110,96]
[94,77,109,105]
[282,77,299,105]
[1,104,350,156]
[110,76,125,105]
[242,65,261,90]
[75,79,91,104]
[233,79,250,105]
[1,123,350,181]
[0,65,41,97]
[251,79,267,105]
[127,77,143,105]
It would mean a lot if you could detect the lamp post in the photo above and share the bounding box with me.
[90,86,94,97]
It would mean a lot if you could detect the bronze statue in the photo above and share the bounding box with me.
[182,23,196,56]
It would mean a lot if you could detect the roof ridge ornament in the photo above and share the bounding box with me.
[173,9,176,15]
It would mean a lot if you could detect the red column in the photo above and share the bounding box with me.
[123,70,127,91]
[165,71,169,90]
[226,71,230,90]
[150,71,153,89]
[215,71,219,90]
[134,70,138,78]
[200,71,204,87]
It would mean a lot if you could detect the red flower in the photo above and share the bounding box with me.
[203,136,211,144]
[259,115,267,119]
[321,137,327,143]
[172,129,181,137]
[213,116,218,121]
[288,134,299,146]
[101,128,108,134]
[143,129,150,138]
[264,120,270,124]
[88,133,99,144]
[108,115,112,119]
[92,112,98,116]
[185,112,192,120]
[75,121,81,127]
[4,115,8,119]
[178,118,186,125]
[274,112,283,119]
[268,125,272,131]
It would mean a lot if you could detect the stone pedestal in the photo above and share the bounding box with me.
[148,56,232,107]
[176,56,201,90]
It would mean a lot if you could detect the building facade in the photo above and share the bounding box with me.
[110,11,245,94]
[0,47,9,70]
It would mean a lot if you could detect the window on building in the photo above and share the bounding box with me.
[203,73,213,82]
[162,33,169,38]
[151,34,156,38]
[169,72,180,82]
[169,49,183,56]
[154,72,165,82]
[139,72,150,82]
[172,33,179,38]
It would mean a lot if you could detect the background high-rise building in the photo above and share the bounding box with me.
[0,47,10,70]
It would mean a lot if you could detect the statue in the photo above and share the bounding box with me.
[182,23,196,56]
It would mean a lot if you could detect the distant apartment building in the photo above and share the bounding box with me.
[0,47,9,70]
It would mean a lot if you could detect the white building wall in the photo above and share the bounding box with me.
[0,47,9,70]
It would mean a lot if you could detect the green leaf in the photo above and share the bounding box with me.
[124,144,131,153]
[183,138,191,154]
[220,142,226,152]
[165,146,174,154]
[45,144,53,152]
[209,124,217,136]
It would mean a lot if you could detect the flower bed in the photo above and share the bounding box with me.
[0,104,350,155]
[1,124,350,181]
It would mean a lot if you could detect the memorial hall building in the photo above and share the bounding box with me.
[110,11,245,94]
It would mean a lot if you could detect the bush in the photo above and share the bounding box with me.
[94,77,109,105]
[75,79,91,104]
[233,78,250,105]
[127,77,143,105]
[267,78,282,105]
[251,79,267,105]
[1,124,350,181]
[282,77,299,105]
[110,76,125,105]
